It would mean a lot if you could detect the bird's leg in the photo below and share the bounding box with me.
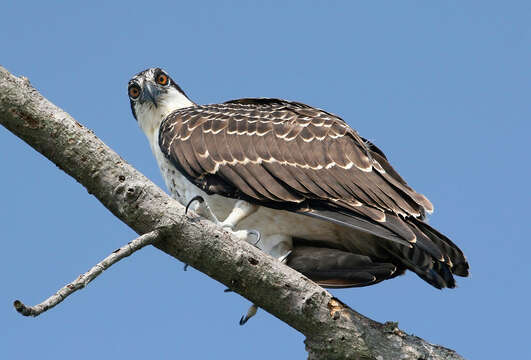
[185,195,220,223]
[219,200,260,244]
[219,200,257,227]
[186,197,261,249]
[186,197,257,230]
[259,234,293,263]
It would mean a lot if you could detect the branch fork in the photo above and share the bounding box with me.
[14,229,162,317]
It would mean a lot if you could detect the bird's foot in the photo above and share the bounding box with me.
[186,196,261,244]
[239,304,258,326]
[277,250,292,264]
[185,195,220,223]
[226,228,261,247]
[183,196,217,272]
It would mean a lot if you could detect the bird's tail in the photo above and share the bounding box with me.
[287,244,406,288]
[385,219,469,289]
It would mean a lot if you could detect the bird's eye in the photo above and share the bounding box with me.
[156,73,169,86]
[129,85,140,99]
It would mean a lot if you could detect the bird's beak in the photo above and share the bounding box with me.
[141,82,159,107]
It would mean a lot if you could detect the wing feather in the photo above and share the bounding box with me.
[158,98,468,286]
[169,132,201,178]
[292,137,346,199]
[161,100,434,219]
[221,125,271,200]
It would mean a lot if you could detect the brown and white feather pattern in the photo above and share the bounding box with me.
[159,98,469,288]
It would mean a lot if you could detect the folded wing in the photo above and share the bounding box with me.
[159,98,469,288]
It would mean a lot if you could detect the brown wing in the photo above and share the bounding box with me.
[160,99,431,231]
[159,98,469,286]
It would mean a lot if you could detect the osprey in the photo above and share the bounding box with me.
[128,67,469,323]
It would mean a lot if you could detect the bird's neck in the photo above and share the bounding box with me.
[137,94,195,152]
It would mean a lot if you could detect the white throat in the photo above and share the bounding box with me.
[134,86,199,207]
[135,87,195,151]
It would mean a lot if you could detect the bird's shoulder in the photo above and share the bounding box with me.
[159,98,358,159]
[164,98,348,127]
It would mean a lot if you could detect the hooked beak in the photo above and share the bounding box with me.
[141,82,159,107]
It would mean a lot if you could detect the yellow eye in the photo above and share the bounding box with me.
[129,85,140,99]
[156,73,169,86]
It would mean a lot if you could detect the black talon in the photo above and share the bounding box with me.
[224,288,233,293]
[239,305,257,325]
[185,195,205,215]
[183,264,189,271]
[239,315,249,326]
[249,230,261,246]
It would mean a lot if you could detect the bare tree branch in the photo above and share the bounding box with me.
[0,65,465,360]
[13,229,161,317]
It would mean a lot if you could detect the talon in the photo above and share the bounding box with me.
[239,304,258,326]
[248,230,261,246]
[278,250,292,264]
[185,195,205,215]
[224,288,233,293]
[183,264,189,271]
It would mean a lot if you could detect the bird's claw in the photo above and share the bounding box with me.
[239,304,258,326]
[185,195,205,215]
[248,229,261,246]
[277,250,292,264]
[239,315,249,326]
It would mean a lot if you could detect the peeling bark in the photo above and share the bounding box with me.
[0,65,465,360]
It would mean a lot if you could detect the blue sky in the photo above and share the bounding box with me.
[1,2,529,359]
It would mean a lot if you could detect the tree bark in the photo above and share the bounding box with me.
[0,65,465,360]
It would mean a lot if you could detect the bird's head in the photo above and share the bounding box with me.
[128,67,194,140]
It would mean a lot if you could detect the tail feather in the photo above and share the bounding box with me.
[412,219,469,277]
[298,206,469,289]
[385,243,456,289]
[287,245,405,288]
[420,262,456,289]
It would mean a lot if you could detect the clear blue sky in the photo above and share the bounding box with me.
[1,2,528,359]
